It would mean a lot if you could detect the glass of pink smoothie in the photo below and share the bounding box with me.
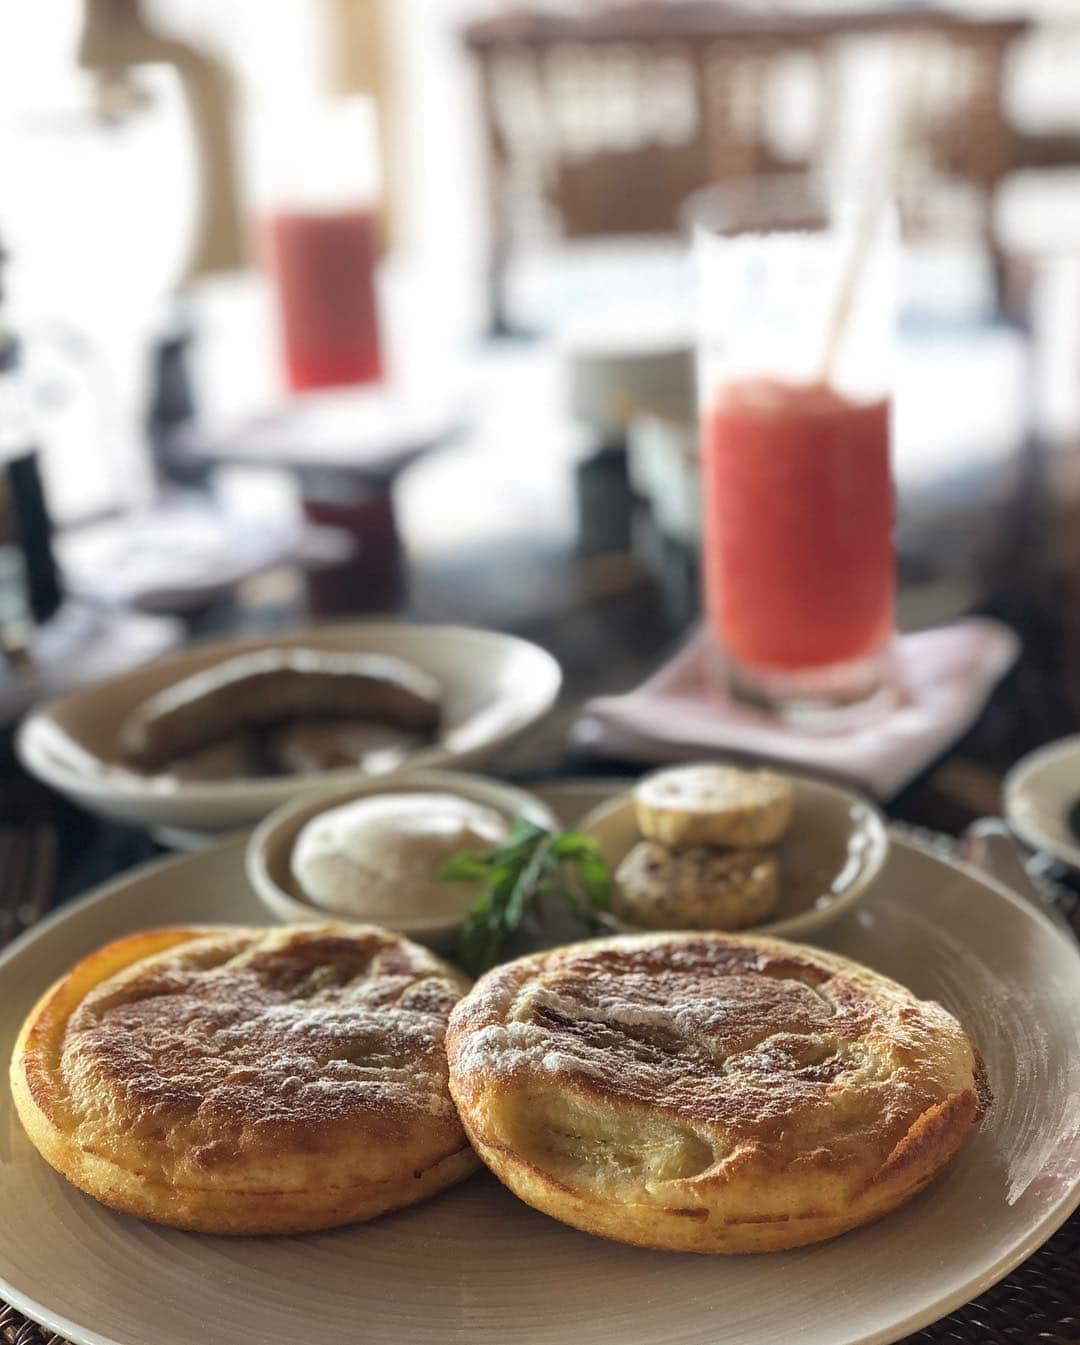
[260,99,384,394]
[266,206,383,392]
[693,178,897,723]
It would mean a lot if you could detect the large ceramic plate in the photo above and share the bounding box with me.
[16,621,561,834]
[1,834,1078,1345]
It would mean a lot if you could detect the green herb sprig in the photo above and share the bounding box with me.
[440,819,612,976]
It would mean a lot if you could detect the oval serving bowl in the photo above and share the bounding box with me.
[580,769,888,940]
[247,769,557,948]
[16,621,561,835]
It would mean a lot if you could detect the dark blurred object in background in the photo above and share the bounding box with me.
[301,473,404,616]
[0,234,63,662]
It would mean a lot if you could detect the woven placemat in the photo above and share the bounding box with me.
[3,835,1078,1345]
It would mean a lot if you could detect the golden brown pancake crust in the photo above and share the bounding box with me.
[11,924,478,1234]
[446,932,987,1253]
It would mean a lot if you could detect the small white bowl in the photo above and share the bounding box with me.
[1004,735,1080,871]
[247,769,557,948]
[580,771,888,941]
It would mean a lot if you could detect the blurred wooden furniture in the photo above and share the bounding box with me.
[78,0,246,279]
[328,0,399,254]
[464,2,1031,330]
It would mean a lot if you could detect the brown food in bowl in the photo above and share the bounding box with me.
[614,840,779,930]
[266,720,422,775]
[120,648,440,772]
[163,733,267,781]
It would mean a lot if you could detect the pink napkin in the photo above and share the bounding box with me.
[575,618,1020,799]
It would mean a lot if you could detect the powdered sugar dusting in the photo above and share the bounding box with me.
[449,934,979,1147]
[63,926,467,1142]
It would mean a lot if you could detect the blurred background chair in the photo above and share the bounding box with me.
[464,2,1034,330]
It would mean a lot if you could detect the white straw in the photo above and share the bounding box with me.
[816,45,918,386]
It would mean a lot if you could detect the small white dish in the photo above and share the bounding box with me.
[580,770,888,940]
[57,504,299,614]
[247,769,557,948]
[1004,735,1080,870]
[16,621,561,835]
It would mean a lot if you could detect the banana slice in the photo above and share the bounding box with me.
[634,764,793,848]
[613,840,779,930]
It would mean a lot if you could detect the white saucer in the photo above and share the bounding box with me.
[1004,735,1080,870]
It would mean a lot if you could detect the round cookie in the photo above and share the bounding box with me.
[446,931,987,1253]
[11,924,478,1234]
[635,763,793,848]
[614,840,779,930]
